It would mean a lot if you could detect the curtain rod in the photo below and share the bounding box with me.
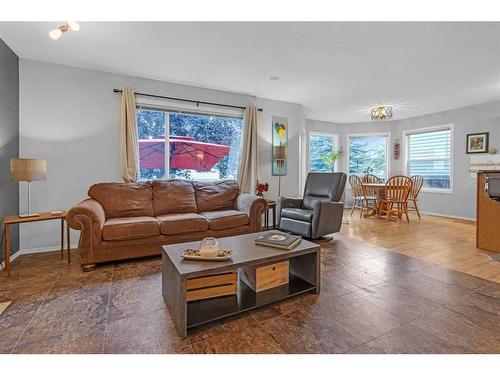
[113,89,263,112]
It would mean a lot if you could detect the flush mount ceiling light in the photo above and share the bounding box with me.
[49,22,80,40]
[269,76,280,81]
[371,105,393,120]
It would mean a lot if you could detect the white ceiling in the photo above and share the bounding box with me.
[1,22,500,123]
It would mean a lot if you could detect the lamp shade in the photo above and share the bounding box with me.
[10,159,47,182]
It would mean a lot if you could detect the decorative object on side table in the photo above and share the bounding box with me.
[467,132,489,154]
[10,158,47,217]
[255,179,269,197]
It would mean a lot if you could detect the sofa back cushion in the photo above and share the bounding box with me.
[194,180,240,212]
[88,182,154,219]
[152,180,197,215]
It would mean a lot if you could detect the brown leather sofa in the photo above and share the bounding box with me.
[66,180,267,271]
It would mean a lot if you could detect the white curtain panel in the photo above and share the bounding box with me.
[120,88,139,182]
[238,106,260,193]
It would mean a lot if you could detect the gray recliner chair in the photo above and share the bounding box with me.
[279,172,346,239]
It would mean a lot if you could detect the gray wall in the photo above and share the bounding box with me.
[18,59,306,251]
[0,39,19,262]
[306,101,500,219]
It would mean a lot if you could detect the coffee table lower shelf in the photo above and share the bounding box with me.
[187,273,315,329]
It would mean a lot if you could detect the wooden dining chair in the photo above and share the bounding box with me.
[378,175,413,222]
[349,175,365,217]
[362,174,383,184]
[408,175,424,219]
[362,174,383,203]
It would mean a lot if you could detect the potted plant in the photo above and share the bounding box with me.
[320,151,342,172]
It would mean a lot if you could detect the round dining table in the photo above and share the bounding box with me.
[361,182,386,218]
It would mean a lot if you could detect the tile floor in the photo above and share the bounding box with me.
[1,234,499,354]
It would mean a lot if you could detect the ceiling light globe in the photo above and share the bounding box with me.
[49,28,63,40]
[68,22,80,31]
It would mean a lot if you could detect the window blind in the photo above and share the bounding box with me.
[407,128,451,189]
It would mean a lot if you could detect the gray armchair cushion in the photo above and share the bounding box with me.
[281,208,313,222]
[302,173,346,210]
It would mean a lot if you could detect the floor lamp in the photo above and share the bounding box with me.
[10,158,47,217]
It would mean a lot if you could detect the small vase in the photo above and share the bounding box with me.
[256,191,264,197]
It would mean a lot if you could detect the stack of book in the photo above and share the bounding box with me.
[255,231,302,250]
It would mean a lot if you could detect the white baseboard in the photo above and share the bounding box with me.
[0,243,79,271]
[344,206,475,222]
[421,211,476,222]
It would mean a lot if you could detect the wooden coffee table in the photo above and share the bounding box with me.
[162,232,321,337]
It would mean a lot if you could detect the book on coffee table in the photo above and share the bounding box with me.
[255,231,302,250]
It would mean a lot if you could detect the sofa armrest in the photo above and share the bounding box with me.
[235,194,267,232]
[311,201,344,239]
[66,198,106,269]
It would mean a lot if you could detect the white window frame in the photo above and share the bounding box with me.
[308,131,339,173]
[135,102,244,182]
[402,124,454,194]
[346,132,391,184]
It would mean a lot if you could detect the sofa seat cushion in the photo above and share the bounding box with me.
[201,210,249,230]
[281,208,314,222]
[102,216,160,241]
[157,213,208,235]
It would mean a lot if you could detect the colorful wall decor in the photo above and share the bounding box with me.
[272,116,288,176]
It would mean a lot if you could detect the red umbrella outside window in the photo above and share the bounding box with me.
[139,136,230,171]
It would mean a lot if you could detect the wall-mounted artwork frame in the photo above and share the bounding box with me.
[466,132,489,154]
[272,116,288,176]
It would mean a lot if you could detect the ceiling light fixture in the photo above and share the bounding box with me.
[371,105,393,120]
[269,76,280,81]
[49,22,80,40]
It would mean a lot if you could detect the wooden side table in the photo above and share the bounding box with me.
[3,211,70,275]
[264,200,277,230]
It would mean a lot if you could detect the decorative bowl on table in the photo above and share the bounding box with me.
[180,237,233,261]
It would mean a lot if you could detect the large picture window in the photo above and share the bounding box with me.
[348,134,389,180]
[309,133,338,172]
[404,127,452,191]
[137,108,243,181]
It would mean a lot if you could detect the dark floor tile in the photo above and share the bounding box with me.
[0,283,54,353]
[444,290,500,340]
[324,262,384,289]
[261,306,362,353]
[11,285,109,353]
[414,265,488,291]
[108,271,164,322]
[103,308,190,353]
[364,308,500,354]
[192,323,284,354]
[12,323,106,354]
[353,282,440,323]
[377,252,433,272]
[385,272,472,306]
[312,293,405,343]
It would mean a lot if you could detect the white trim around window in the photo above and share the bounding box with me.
[402,124,454,194]
[346,132,391,183]
[307,131,339,173]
